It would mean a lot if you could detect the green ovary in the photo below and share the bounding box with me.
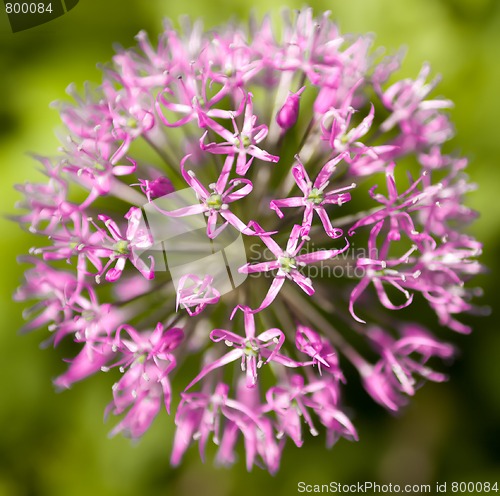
[207,193,223,210]
[113,240,130,255]
[279,255,297,273]
[307,188,324,205]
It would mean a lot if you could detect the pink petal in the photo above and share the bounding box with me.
[184,349,244,391]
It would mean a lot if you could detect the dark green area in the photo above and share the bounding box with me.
[4,1,65,33]
[1,0,499,495]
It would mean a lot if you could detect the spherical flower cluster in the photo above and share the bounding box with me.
[15,9,482,473]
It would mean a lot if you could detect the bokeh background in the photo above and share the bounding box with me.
[1,0,499,494]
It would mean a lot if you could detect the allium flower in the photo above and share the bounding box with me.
[15,9,483,474]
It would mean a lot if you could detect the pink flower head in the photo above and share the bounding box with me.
[217,380,283,474]
[155,72,238,128]
[378,63,454,134]
[138,176,174,201]
[13,157,78,235]
[270,153,355,238]
[240,223,349,312]
[106,323,183,437]
[360,324,454,411]
[15,9,483,473]
[295,325,344,380]
[176,274,220,316]
[265,374,357,447]
[348,162,435,241]
[276,86,306,130]
[185,305,301,390]
[200,93,279,175]
[172,381,282,473]
[349,223,418,323]
[15,258,80,334]
[94,206,155,282]
[157,154,254,238]
[54,340,113,391]
[59,137,138,208]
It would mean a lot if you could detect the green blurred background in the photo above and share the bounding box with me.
[0,1,499,495]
